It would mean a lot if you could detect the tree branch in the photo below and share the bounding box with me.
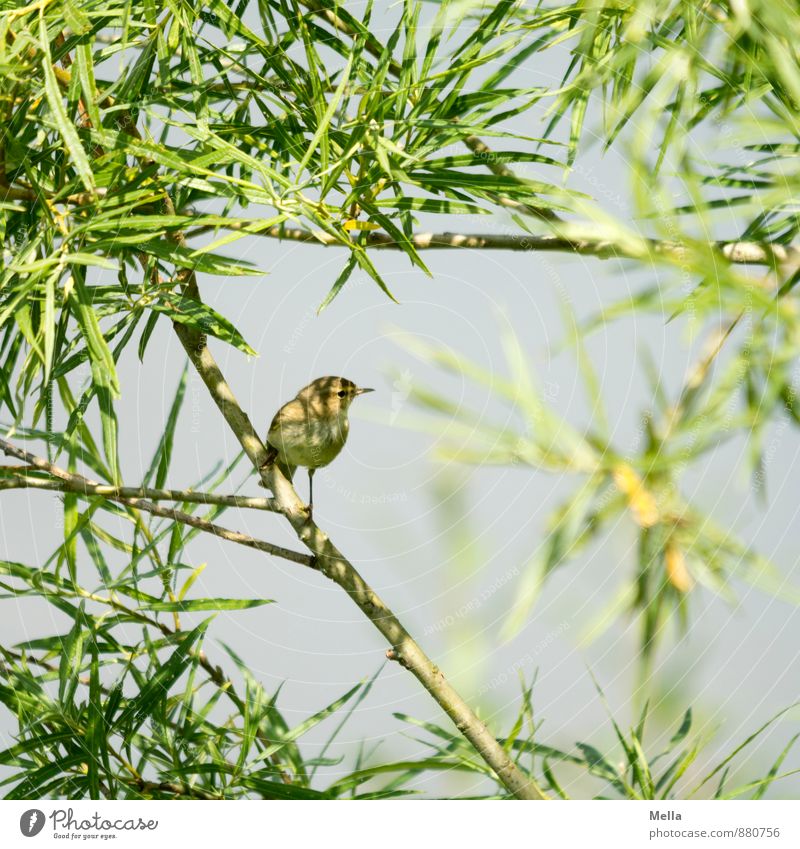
[0,440,312,568]
[186,221,798,267]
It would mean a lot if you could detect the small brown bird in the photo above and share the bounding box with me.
[263,376,374,513]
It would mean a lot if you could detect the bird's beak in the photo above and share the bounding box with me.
[355,387,375,395]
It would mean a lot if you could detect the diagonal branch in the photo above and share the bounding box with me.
[167,258,547,801]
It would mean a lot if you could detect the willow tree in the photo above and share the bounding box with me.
[0,0,798,800]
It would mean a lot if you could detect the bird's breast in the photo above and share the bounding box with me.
[270,414,349,469]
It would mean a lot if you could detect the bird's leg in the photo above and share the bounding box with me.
[308,468,315,517]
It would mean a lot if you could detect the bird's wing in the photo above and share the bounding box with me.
[266,402,298,482]
[265,405,286,448]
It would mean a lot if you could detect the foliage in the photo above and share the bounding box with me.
[0,0,798,799]
[397,300,800,660]
[394,0,800,660]
[370,685,800,801]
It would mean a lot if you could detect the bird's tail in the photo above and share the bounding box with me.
[275,458,296,481]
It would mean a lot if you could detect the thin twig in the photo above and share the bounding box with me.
[6,181,795,266]
[0,440,312,568]
[462,134,561,222]
[0,472,280,512]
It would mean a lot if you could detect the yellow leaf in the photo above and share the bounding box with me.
[178,562,207,601]
[612,463,659,528]
[342,219,381,232]
[665,543,693,593]
[612,464,639,494]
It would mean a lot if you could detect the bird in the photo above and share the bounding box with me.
[262,376,374,514]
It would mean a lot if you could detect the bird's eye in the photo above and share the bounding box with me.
[337,390,347,398]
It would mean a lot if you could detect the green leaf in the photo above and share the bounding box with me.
[751,733,800,800]
[144,364,188,489]
[115,620,210,734]
[317,254,357,314]
[138,310,161,362]
[246,681,364,767]
[60,448,80,580]
[97,386,120,484]
[578,742,632,797]
[39,18,95,195]
[69,273,120,397]
[542,758,569,799]
[74,39,102,129]
[297,53,354,177]
[372,196,488,215]
[117,240,263,277]
[42,270,56,385]
[58,602,86,708]
[235,776,330,799]
[670,708,693,746]
[147,295,257,357]
[145,598,274,612]
[690,704,800,796]
[85,638,105,801]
